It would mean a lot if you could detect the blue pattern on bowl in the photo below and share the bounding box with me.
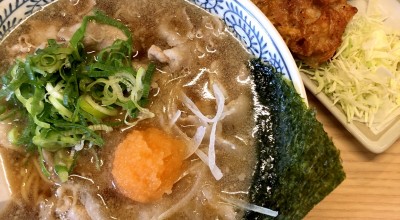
[189,0,288,76]
[0,0,54,39]
[0,0,307,100]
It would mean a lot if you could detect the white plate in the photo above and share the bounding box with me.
[301,74,400,153]
[301,0,400,154]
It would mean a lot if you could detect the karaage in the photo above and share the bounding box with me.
[253,0,357,67]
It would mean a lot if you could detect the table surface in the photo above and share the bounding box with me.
[304,90,400,219]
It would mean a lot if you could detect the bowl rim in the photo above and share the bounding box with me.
[234,0,307,102]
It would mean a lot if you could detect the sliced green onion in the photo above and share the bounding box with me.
[0,10,155,182]
[78,95,118,118]
[46,82,64,100]
[55,165,69,183]
[33,115,50,129]
[0,109,17,121]
[7,127,20,145]
[14,88,27,106]
[142,63,155,98]
[48,96,74,121]
[88,124,113,132]
[38,147,51,178]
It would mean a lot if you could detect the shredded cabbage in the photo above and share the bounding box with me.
[301,5,400,130]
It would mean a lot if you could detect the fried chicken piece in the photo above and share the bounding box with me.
[253,0,357,67]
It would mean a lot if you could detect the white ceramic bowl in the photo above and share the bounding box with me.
[0,0,307,210]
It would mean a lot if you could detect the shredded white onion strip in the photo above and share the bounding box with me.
[207,84,225,180]
[210,83,225,123]
[183,126,206,159]
[180,83,225,180]
[220,196,279,217]
[194,149,207,164]
[180,93,213,124]
[168,110,182,128]
[194,149,223,180]
[157,164,205,220]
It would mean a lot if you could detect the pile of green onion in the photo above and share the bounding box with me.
[0,11,155,182]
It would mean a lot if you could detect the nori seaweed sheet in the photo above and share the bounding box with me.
[244,59,345,220]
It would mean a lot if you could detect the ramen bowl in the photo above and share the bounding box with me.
[0,0,308,217]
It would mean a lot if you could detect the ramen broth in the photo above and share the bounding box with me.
[0,0,256,219]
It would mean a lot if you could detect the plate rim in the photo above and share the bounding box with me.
[301,72,398,153]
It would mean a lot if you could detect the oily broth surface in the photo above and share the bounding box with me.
[0,0,256,218]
